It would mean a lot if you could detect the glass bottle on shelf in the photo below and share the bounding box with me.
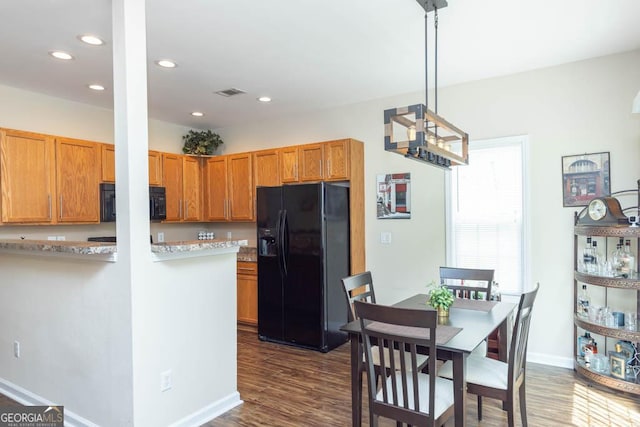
[577,331,594,358]
[592,240,601,274]
[583,237,595,273]
[618,240,635,277]
[577,284,590,318]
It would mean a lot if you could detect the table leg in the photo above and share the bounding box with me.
[350,335,362,427]
[498,317,509,362]
[452,352,467,427]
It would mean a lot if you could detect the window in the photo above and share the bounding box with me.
[445,136,529,295]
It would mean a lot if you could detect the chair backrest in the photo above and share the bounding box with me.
[507,283,539,390]
[354,300,440,426]
[439,266,494,300]
[341,271,376,322]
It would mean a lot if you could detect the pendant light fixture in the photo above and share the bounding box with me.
[384,0,469,169]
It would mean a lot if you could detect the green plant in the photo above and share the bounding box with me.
[182,129,223,155]
[428,284,454,310]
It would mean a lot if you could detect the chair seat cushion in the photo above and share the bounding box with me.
[366,346,429,371]
[376,372,454,418]
[438,355,508,390]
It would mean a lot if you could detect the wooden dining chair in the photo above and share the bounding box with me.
[341,272,429,380]
[438,283,540,427]
[354,300,455,427]
[440,266,496,357]
[439,266,494,301]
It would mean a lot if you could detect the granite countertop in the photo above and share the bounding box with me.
[237,246,256,262]
[0,238,249,263]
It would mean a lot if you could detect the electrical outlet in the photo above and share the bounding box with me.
[226,231,232,239]
[157,232,165,243]
[47,236,57,241]
[13,341,20,358]
[56,236,65,241]
[160,370,172,392]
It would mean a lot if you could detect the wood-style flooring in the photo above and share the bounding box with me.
[207,330,640,427]
[2,330,639,426]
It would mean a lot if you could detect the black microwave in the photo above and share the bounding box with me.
[100,183,167,222]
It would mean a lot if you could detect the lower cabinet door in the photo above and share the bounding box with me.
[237,262,258,326]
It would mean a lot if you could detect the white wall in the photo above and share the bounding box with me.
[0,83,240,426]
[219,49,640,367]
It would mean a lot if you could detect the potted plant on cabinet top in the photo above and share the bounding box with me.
[182,129,224,156]
[428,283,454,319]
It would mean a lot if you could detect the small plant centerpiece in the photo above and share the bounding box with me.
[182,129,224,156]
[428,282,454,318]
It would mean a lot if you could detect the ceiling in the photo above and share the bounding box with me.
[1,0,639,130]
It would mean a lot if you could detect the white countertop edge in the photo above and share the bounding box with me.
[151,245,240,262]
[0,247,118,263]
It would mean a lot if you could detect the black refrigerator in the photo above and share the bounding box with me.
[257,182,350,352]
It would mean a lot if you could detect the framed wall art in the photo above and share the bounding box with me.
[561,152,610,207]
[376,173,411,219]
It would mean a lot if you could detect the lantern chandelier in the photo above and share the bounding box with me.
[384,0,469,169]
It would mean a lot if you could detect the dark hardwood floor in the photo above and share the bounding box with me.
[207,330,640,427]
[2,330,639,426]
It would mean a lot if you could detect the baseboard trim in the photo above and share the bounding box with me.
[0,377,98,427]
[168,392,243,427]
[528,351,574,369]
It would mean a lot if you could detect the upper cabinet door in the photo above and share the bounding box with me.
[324,139,350,181]
[204,156,228,221]
[228,153,254,221]
[162,153,183,221]
[299,143,324,181]
[182,156,202,221]
[279,146,299,183]
[254,149,280,187]
[101,144,116,183]
[55,137,100,223]
[148,150,163,186]
[0,129,56,223]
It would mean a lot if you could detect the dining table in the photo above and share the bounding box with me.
[340,293,517,427]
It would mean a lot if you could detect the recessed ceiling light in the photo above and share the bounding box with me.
[78,34,104,46]
[257,96,272,103]
[191,112,204,117]
[88,84,105,91]
[49,51,74,60]
[155,59,177,68]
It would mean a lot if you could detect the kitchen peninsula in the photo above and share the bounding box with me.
[0,236,245,425]
[0,238,248,261]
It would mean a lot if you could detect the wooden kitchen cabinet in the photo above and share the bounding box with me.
[237,261,258,326]
[323,139,350,180]
[253,149,280,187]
[162,153,202,222]
[55,137,101,223]
[228,153,253,221]
[101,144,116,183]
[0,129,56,223]
[279,146,299,183]
[203,156,228,221]
[299,143,324,181]
[101,147,164,186]
[162,153,183,221]
[148,150,163,186]
[203,153,253,222]
[182,155,202,221]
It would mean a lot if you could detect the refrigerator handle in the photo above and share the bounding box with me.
[281,209,289,277]
[276,209,284,276]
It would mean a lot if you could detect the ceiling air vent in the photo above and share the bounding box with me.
[215,88,246,97]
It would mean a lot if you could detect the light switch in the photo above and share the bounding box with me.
[380,232,392,245]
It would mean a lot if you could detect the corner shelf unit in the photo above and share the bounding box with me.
[573,224,640,395]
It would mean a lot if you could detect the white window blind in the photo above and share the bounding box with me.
[447,137,527,295]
